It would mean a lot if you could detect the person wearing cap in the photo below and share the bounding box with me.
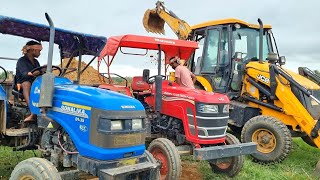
[16,40,43,122]
[169,56,196,89]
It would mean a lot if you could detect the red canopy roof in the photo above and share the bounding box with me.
[99,34,198,63]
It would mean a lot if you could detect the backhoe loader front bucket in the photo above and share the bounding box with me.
[143,9,165,34]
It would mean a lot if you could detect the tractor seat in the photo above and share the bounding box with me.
[131,76,151,97]
[12,76,24,100]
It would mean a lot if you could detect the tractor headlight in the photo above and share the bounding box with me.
[111,120,123,130]
[198,104,219,113]
[132,119,143,130]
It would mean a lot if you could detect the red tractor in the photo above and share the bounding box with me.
[97,35,256,179]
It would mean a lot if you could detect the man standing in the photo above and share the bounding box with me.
[16,40,42,122]
[169,56,196,89]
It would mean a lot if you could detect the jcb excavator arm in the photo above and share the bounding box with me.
[298,67,320,85]
[143,1,191,40]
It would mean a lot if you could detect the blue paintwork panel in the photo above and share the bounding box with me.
[30,76,146,160]
[0,85,7,123]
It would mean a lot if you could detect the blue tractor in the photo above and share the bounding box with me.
[0,14,159,179]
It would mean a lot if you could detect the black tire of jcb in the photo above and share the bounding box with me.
[301,135,317,147]
[210,133,244,177]
[147,138,181,180]
[241,115,292,163]
[9,157,61,180]
[145,150,161,180]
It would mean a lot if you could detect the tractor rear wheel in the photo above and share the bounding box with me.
[241,115,292,163]
[9,157,61,180]
[148,138,181,180]
[209,133,244,177]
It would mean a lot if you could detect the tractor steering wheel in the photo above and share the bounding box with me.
[147,75,166,84]
[31,65,62,76]
[0,66,7,84]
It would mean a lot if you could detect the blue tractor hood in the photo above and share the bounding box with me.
[29,77,146,161]
[30,77,144,113]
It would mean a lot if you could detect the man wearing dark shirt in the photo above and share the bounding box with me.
[16,40,42,122]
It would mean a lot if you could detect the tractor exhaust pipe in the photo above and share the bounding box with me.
[38,13,56,109]
[258,18,263,63]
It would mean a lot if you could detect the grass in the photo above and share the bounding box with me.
[0,138,319,180]
[0,147,41,179]
[195,138,320,180]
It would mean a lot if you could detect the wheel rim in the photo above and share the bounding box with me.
[151,148,169,180]
[20,175,36,180]
[252,128,276,153]
[215,160,232,170]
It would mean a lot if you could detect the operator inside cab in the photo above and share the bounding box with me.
[169,56,197,89]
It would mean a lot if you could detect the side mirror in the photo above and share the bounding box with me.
[142,69,150,82]
[234,52,243,62]
[279,56,286,65]
[267,52,278,64]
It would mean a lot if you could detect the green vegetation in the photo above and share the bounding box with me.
[184,138,319,180]
[0,138,319,179]
[0,147,41,178]
[0,71,7,81]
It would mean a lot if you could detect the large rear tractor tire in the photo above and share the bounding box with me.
[9,157,61,180]
[209,133,244,177]
[148,138,181,180]
[241,115,292,163]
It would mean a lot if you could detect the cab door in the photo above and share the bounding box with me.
[190,26,231,93]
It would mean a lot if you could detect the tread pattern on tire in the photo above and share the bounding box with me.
[241,115,292,163]
[148,138,181,180]
[10,157,61,180]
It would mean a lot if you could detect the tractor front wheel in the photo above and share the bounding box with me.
[9,157,61,180]
[241,115,292,163]
[209,133,244,177]
[148,138,181,180]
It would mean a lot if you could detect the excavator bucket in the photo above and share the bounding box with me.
[143,9,165,34]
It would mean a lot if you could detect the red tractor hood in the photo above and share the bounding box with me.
[152,81,230,104]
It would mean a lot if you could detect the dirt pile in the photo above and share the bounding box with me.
[59,58,104,84]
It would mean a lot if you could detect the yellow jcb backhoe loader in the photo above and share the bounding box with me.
[143,1,320,164]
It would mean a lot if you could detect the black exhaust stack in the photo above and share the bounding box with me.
[38,13,56,109]
[155,45,162,112]
[258,18,263,63]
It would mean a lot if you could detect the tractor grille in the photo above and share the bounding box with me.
[90,108,147,148]
[187,106,228,139]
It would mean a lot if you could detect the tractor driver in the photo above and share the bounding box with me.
[15,40,43,122]
[169,56,197,89]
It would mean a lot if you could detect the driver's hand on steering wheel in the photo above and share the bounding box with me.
[28,70,41,77]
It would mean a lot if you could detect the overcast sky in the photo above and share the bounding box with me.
[0,0,319,76]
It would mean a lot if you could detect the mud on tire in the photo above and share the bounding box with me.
[148,138,181,180]
[241,115,292,163]
[10,157,61,180]
[209,133,244,177]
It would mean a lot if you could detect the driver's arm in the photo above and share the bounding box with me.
[175,77,182,85]
[29,61,42,76]
[17,60,33,78]
[191,73,197,83]
[31,69,42,76]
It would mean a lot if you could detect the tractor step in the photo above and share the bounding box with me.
[99,161,158,179]
[5,128,33,136]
